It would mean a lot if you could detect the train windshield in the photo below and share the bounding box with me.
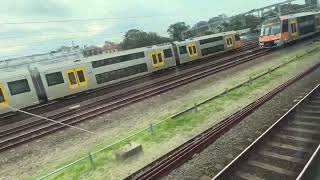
[261,23,281,36]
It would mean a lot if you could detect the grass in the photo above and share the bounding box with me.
[36,43,320,180]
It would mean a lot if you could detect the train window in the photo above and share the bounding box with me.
[291,23,297,33]
[179,46,187,54]
[201,45,225,56]
[92,52,145,68]
[282,20,289,32]
[188,46,193,55]
[76,70,86,83]
[152,54,158,65]
[164,49,173,58]
[199,36,223,45]
[95,63,148,84]
[192,46,197,55]
[158,53,163,63]
[7,79,31,96]
[45,72,64,86]
[67,73,77,85]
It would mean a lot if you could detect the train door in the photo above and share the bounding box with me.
[290,19,298,37]
[0,84,9,108]
[187,44,198,57]
[225,36,234,48]
[65,68,88,89]
[316,16,320,32]
[151,51,164,68]
[75,68,88,87]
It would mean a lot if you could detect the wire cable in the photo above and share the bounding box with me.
[0,15,178,25]
[4,105,96,134]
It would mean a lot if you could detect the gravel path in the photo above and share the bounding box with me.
[163,60,320,180]
[0,40,319,180]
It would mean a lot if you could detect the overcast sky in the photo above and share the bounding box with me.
[0,0,305,59]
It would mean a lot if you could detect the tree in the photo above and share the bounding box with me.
[120,29,170,50]
[167,22,190,41]
[244,15,261,30]
[208,17,220,24]
[194,21,208,28]
[220,15,260,32]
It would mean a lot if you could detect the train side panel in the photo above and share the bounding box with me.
[175,40,201,64]
[0,69,39,115]
[88,49,149,89]
[176,31,240,65]
[38,62,92,101]
[144,44,177,72]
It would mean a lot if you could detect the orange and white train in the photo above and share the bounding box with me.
[259,11,320,48]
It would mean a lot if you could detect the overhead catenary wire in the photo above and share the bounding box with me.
[0,15,197,40]
[0,15,197,59]
[4,105,95,135]
[0,15,180,25]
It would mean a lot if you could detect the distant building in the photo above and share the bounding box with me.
[82,45,103,57]
[82,41,120,57]
[102,41,120,54]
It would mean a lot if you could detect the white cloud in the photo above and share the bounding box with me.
[0,0,308,58]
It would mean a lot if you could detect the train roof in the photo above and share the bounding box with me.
[32,60,85,71]
[0,66,30,79]
[81,43,172,63]
[280,11,320,20]
[178,31,238,44]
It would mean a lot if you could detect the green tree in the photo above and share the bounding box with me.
[244,15,261,30]
[194,21,208,28]
[167,22,190,41]
[120,29,170,50]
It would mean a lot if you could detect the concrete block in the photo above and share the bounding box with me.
[115,142,143,161]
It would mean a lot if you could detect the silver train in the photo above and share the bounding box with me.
[0,31,241,116]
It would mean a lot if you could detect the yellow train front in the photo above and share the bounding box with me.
[260,11,320,48]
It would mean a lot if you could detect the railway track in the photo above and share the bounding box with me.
[213,84,320,180]
[125,63,320,180]
[0,42,269,152]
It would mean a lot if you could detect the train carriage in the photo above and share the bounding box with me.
[260,11,320,48]
[144,43,176,72]
[88,44,176,88]
[33,61,92,101]
[0,67,39,115]
[88,47,148,88]
[174,31,241,64]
